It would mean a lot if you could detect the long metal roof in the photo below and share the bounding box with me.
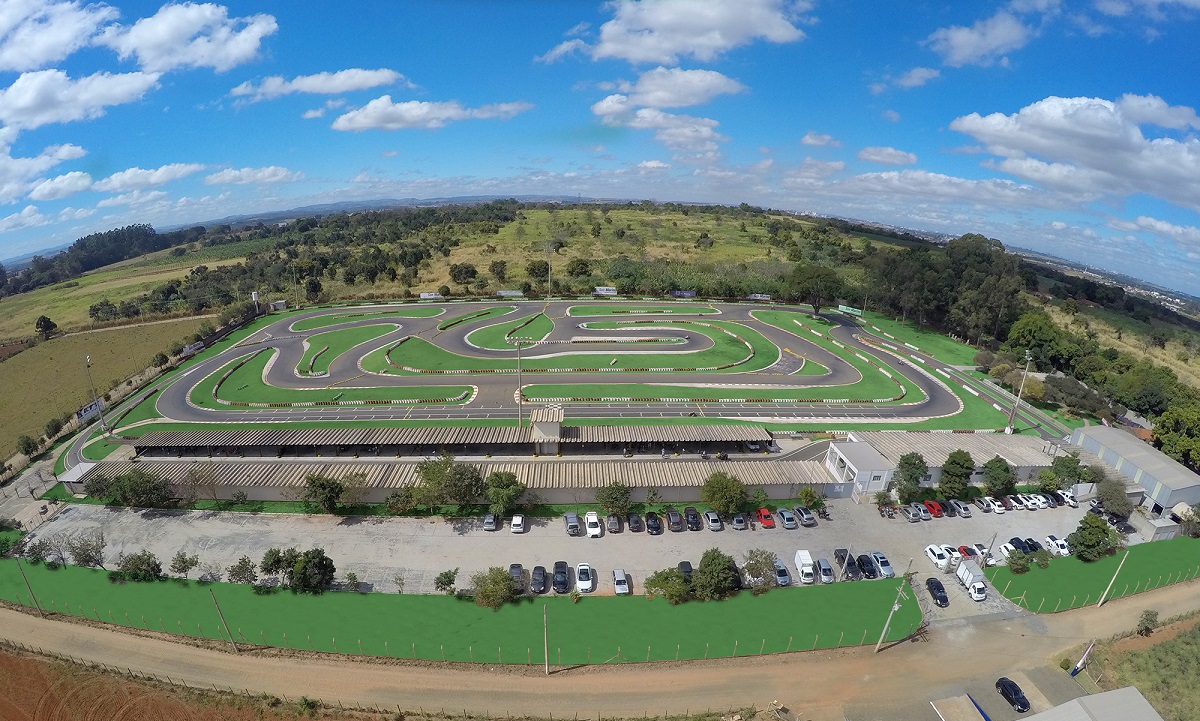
[562,425,770,444]
[1073,426,1199,492]
[79,458,828,490]
[847,431,1102,468]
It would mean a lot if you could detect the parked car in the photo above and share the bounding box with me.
[684,506,702,531]
[983,496,1005,514]
[530,565,546,594]
[1039,492,1058,508]
[576,563,595,593]
[745,440,761,452]
[1023,493,1047,510]
[510,514,526,534]
[703,510,723,531]
[940,544,963,567]
[950,499,973,517]
[727,561,743,591]
[925,577,949,607]
[835,548,862,581]
[911,502,932,521]
[731,512,748,531]
[925,544,950,570]
[678,561,694,584]
[871,551,895,578]
[998,542,1017,560]
[645,511,664,535]
[612,568,631,595]
[972,543,998,566]
[509,563,524,593]
[816,558,835,584]
[1115,520,1137,535]
[564,512,582,536]
[773,558,791,586]
[1009,537,1031,554]
[999,496,1018,511]
[484,513,499,531]
[1024,538,1043,553]
[665,508,684,532]
[1055,489,1078,507]
[856,554,878,579]
[552,561,570,593]
[606,513,622,533]
[778,508,799,529]
[901,505,921,522]
[757,508,776,528]
[996,677,1031,713]
[794,506,817,526]
[1045,535,1070,556]
[585,511,603,538]
[626,512,644,532]
[959,545,980,564]
[937,499,956,517]
[973,497,993,513]
[923,500,944,518]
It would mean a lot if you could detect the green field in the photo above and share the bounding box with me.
[858,311,979,366]
[0,559,920,664]
[291,307,443,332]
[298,324,397,375]
[465,312,554,350]
[567,304,719,316]
[985,537,1200,613]
[437,305,516,331]
[522,382,907,402]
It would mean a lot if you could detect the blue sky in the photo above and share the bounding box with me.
[2,1,1199,294]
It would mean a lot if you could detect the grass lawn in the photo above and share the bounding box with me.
[1094,619,1200,721]
[0,559,920,664]
[985,537,1200,613]
[567,304,719,316]
[466,312,554,350]
[522,383,911,402]
[291,307,443,332]
[437,305,515,331]
[857,311,979,366]
[298,324,397,375]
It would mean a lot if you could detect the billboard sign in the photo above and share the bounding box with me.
[838,305,863,316]
[496,290,524,297]
[594,286,618,296]
[419,292,444,300]
[670,290,697,298]
[747,293,772,301]
[75,399,103,422]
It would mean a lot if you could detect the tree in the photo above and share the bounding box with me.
[170,550,200,578]
[289,548,336,593]
[89,299,118,321]
[344,571,360,592]
[981,455,1016,498]
[1006,550,1031,574]
[227,556,258,585]
[1035,469,1060,494]
[940,449,974,500]
[873,490,893,507]
[118,550,162,582]
[526,260,549,282]
[1096,477,1133,518]
[693,548,738,601]
[644,568,690,605]
[44,417,64,438]
[489,260,508,282]
[1050,453,1084,487]
[484,471,525,516]
[24,539,51,565]
[151,352,169,367]
[797,486,825,510]
[751,486,769,509]
[385,488,415,514]
[1031,549,1053,569]
[787,264,843,315]
[260,547,300,579]
[894,452,928,504]
[1152,402,1200,473]
[700,472,746,516]
[437,284,452,297]
[565,258,591,277]
[449,263,477,287]
[742,548,776,590]
[66,530,105,568]
[301,473,344,513]
[1066,513,1122,561]
[16,435,39,457]
[595,480,632,515]
[434,568,459,594]
[470,566,517,609]
[1137,609,1159,636]
[35,315,57,339]
[304,276,323,302]
[443,463,484,507]
[86,468,174,507]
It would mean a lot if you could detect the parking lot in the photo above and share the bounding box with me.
[26,494,1090,606]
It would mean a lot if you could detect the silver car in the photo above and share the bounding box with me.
[777,508,799,529]
[911,502,931,521]
[949,499,973,517]
[871,551,895,578]
[703,510,723,531]
[793,506,817,526]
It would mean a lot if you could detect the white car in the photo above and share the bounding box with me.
[924,544,950,571]
[967,582,987,601]
[585,511,603,538]
[940,544,963,567]
[1045,535,1071,556]
[1008,495,1028,511]
[983,496,1005,514]
[510,514,526,533]
[972,543,998,567]
[1056,489,1078,507]
[612,568,631,595]
[998,543,1017,560]
[576,562,595,592]
[1023,493,1048,510]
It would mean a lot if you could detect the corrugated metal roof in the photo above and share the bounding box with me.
[80,458,830,490]
[563,425,770,444]
[1073,426,1199,492]
[848,431,1104,469]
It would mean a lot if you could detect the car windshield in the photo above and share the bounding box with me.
[579,568,590,580]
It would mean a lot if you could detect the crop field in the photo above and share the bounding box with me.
[297,324,397,375]
[291,307,443,332]
[0,559,921,665]
[0,318,207,458]
[465,312,554,349]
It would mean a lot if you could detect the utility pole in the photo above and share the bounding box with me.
[15,559,43,618]
[209,589,239,654]
[875,558,913,652]
[1005,349,1033,435]
[516,339,525,428]
[545,241,553,301]
[84,355,109,434]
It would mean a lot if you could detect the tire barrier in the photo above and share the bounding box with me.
[302,345,329,375]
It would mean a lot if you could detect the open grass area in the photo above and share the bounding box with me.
[984,537,1200,613]
[0,317,207,458]
[0,559,920,664]
[436,305,515,331]
[1094,616,1200,721]
[858,311,979,366]
[465,312,553,350]
[567,304,719,316]
[298,324,397,375]
[522,382,910,402]
[291,307,443,332]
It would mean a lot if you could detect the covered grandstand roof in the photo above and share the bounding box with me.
[847,431,1102,468]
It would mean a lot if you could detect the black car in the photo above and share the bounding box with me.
[835,548,862,580]
[530,565,547,594]
[627,512,644,532]
[552,561,570,593]
[1009,537,1031,554]
[665,508,684,532]
[996,677,1030,713]
[938,500,957,517]
[857,554,878,579]
[509,564,525,593]
[678,560,693,584]
[1040,493,1058,508]
[645,511,664,535]
[1087,506,1106,518]
[1024,538,1043,553]
[1115,520,1137,535]
[684,506,702,531]
[925,577,949,607]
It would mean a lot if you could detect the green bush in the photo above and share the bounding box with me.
[1007,550,1031,574]
[1032,549,1054,569]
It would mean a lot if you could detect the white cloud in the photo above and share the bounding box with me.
[828,169,1073,210]
[592,98,727,159]
[301,108,324,120]
[0,128,86,204]
[98,3,277,73]
[882,109,901,122]
[895,67,940,88]
[1107,215,1200,247]
[300,99,346,120]
[926,12,1032,67]
[637,159,670,169]
[857,146,918,165]
[28,170,92,200]
[800,130,840,147]
[787,158,844,180]
[1093,0,1131,15]
[0,0,119,71]
[950,93,1200,212]
[0,204,47,232]
[544,0,808,65]
[96,188,167,207]
[57,206,93,220]
[0,69,160,130]
[331,97,533,131]
[93,163,205,192]
[230,68,409,102]
[616,67,745,108]
[203,166,302,184]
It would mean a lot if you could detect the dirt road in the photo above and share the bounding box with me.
[1,579,1196,720]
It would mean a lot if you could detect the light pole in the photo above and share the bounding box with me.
[516,338,525,428]
[84,355,109,434]
[1005,349,1033,435]
[875,558,913,652]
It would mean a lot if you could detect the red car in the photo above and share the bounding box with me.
[923,500,944,518]
[756,508,775,528]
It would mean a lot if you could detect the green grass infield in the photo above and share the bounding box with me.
[291,307,443,332]
[298,325,397,375]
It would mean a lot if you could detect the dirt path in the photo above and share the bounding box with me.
[1,579,1197,720]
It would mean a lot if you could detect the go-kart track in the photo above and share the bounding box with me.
[64,300,1050,468]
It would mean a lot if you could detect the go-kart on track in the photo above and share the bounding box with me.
[65,300,1049,468]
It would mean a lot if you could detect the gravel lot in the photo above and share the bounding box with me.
[27,495,1091,606]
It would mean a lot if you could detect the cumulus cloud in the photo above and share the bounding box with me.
[926,11,1032,67]
[637,159,670,169]
[0,204,48,232]
[96,188,167,207]
[614,67,745,108]
[857,146,918,165]
[828,169,1072,210]
[800,131,840,147]
[1108,215,1200,247]
[230,68,409,102]
[28,170,92,200]
[0,69,160,130]
[331,97,532,131]
[203,166,301,184]
[540,0,808,65]
[882,109,901,122]
[0,128,87,204]
[592,97,726,159]
[93,163,206,191]
[0,0,119,71]
[787,158,845,180]
[895,67,940,88]
[98,3,277,73]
